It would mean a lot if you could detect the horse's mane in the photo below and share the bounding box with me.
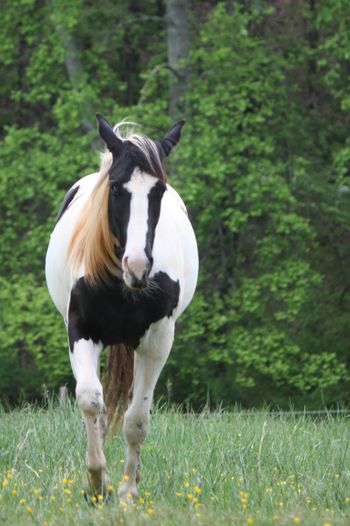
[67,122,166,286]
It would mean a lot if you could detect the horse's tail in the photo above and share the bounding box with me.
[103,344,134,435]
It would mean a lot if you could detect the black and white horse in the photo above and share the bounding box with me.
[45,114,198,501]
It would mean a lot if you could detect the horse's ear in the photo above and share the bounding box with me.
[158,120,186,157]
[96,113,123,155]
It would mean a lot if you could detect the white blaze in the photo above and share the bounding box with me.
[122,169,158,283]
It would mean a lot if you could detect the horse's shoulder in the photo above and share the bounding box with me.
[165,184,188,215]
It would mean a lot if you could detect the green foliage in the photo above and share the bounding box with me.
[1,1,350,408]
[160,3,349,407]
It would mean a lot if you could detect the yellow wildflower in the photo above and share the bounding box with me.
[146,508,154,516]
[176,492,182,497]
[246,518,254,525]
[63,488,71,495]
[120,500,127,508]
[97,494,104,502]
[2,480,9,488]
[345,498,350,504]
[123,475,129,481]
[184,481,190,488]
[292,517,301,524]
[33,488,41,496]
[187,493,194,501]
[11,489,17,496]
[26,506,33,513]
[194,486,201,495]
[6,473,13,480]
[97,504,103,510]
[19,498,26,505]
[107,484,114,492]
[139,497,145,504]
[265,487,273,494]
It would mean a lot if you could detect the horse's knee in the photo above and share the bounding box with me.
[123,410,149,446]
[76,383,103,416]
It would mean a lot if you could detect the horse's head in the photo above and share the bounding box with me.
[96,114,185,290]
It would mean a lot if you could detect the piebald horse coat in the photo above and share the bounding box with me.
[45,114,198,501]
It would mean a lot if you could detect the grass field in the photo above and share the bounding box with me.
[0,401,349,525]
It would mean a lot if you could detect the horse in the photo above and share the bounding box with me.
[45,113,198,501]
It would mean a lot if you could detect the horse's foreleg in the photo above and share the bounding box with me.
[69,337,109,495]
[118,321,174,501]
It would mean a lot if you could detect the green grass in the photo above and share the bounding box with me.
[0,401,349,525]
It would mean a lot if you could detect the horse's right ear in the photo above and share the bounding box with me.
[96,113,123,155]
[158,120,186,158]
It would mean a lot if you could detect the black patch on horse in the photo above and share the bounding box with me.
[145,180,166,262]
[108,183,132,248]
[56,186,79,223]
[68,272,180,351]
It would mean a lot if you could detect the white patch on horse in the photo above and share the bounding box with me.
[122,169,158,286]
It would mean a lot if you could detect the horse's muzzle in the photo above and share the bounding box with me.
[122,255,151,290]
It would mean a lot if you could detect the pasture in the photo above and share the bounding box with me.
[0,402,349,525]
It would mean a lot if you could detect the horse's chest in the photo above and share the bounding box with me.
[68,272,179,349]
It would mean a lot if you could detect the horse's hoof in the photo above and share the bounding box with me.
[83,481,114,506]
[118,484,138,504]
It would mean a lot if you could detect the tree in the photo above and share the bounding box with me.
[166,0,190,120]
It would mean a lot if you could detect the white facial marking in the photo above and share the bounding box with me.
[122,169,158,283]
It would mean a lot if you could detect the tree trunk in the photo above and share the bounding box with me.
[166,0,190,120]
[53,21,94,134]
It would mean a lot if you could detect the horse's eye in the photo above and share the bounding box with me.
[111,183,120,196]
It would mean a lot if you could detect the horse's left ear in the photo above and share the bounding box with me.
[96,113,123,155]
[158,120,186,158]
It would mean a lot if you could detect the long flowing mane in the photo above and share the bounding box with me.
[67,122,166,285]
